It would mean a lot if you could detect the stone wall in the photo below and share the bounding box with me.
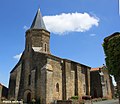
[9,51,91,104]
[14,64,22,100]
[90,69,113,99]
[9,51,48,103]
[0,84,2,101]
[77,65,84,97]
[8,71,17,99]
[41,66,46,104]
[42,33,50,53]
[0,84,8,101]
[90,71,103,98]
[63,60,91,100]
[70,70,75,97]
[31,52,47,103]
[79,65,91,97]
[8,63,22,100]
[17,60,25,101]
[26,29,50,53]
[63,60,72,100]
[102,70,112,99]
[85,67,91,95]
[45,56,62,104]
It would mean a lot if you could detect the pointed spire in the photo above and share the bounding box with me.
[30,8,46,30]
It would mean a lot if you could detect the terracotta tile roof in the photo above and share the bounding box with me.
[91,68,100,71]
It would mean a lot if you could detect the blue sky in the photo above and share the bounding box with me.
[0,0,119,86]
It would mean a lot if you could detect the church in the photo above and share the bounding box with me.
[8,8,91,104]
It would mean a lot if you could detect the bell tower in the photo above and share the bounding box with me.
[25,8,50,54]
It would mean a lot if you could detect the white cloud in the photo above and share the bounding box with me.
[23,25,29,30]
[90,34,96,36]
[43,12,99,34]
[13,53,22,60]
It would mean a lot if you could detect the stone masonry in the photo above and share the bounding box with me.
[90,67,113,99]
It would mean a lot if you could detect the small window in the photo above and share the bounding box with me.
[45,43,47,52]
[56,83,59,92]
[28,45,29,52]
[22,60,25,69]
[28,74,31,85]
[83,84,86,93]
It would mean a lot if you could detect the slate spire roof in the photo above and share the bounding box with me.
[30,8,46,30]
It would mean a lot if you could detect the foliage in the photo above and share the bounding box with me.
[115,91,119,98]
[103,32,120,77]
[32,98,36,103]
[71,96,79,100]
[103,32,120,104]
[102,98,107,101]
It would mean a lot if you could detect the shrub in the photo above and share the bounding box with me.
[71,96,79,100]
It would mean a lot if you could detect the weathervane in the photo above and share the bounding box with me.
[38,0,40,9]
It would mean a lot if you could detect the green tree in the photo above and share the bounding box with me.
[103,32,120,104]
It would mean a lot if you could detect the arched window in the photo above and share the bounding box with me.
[56,83,59,92]
[28,74,31,85]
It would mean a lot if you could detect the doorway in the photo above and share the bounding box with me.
[27,92,31,103]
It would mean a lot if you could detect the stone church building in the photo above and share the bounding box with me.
[8,9,91,104]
